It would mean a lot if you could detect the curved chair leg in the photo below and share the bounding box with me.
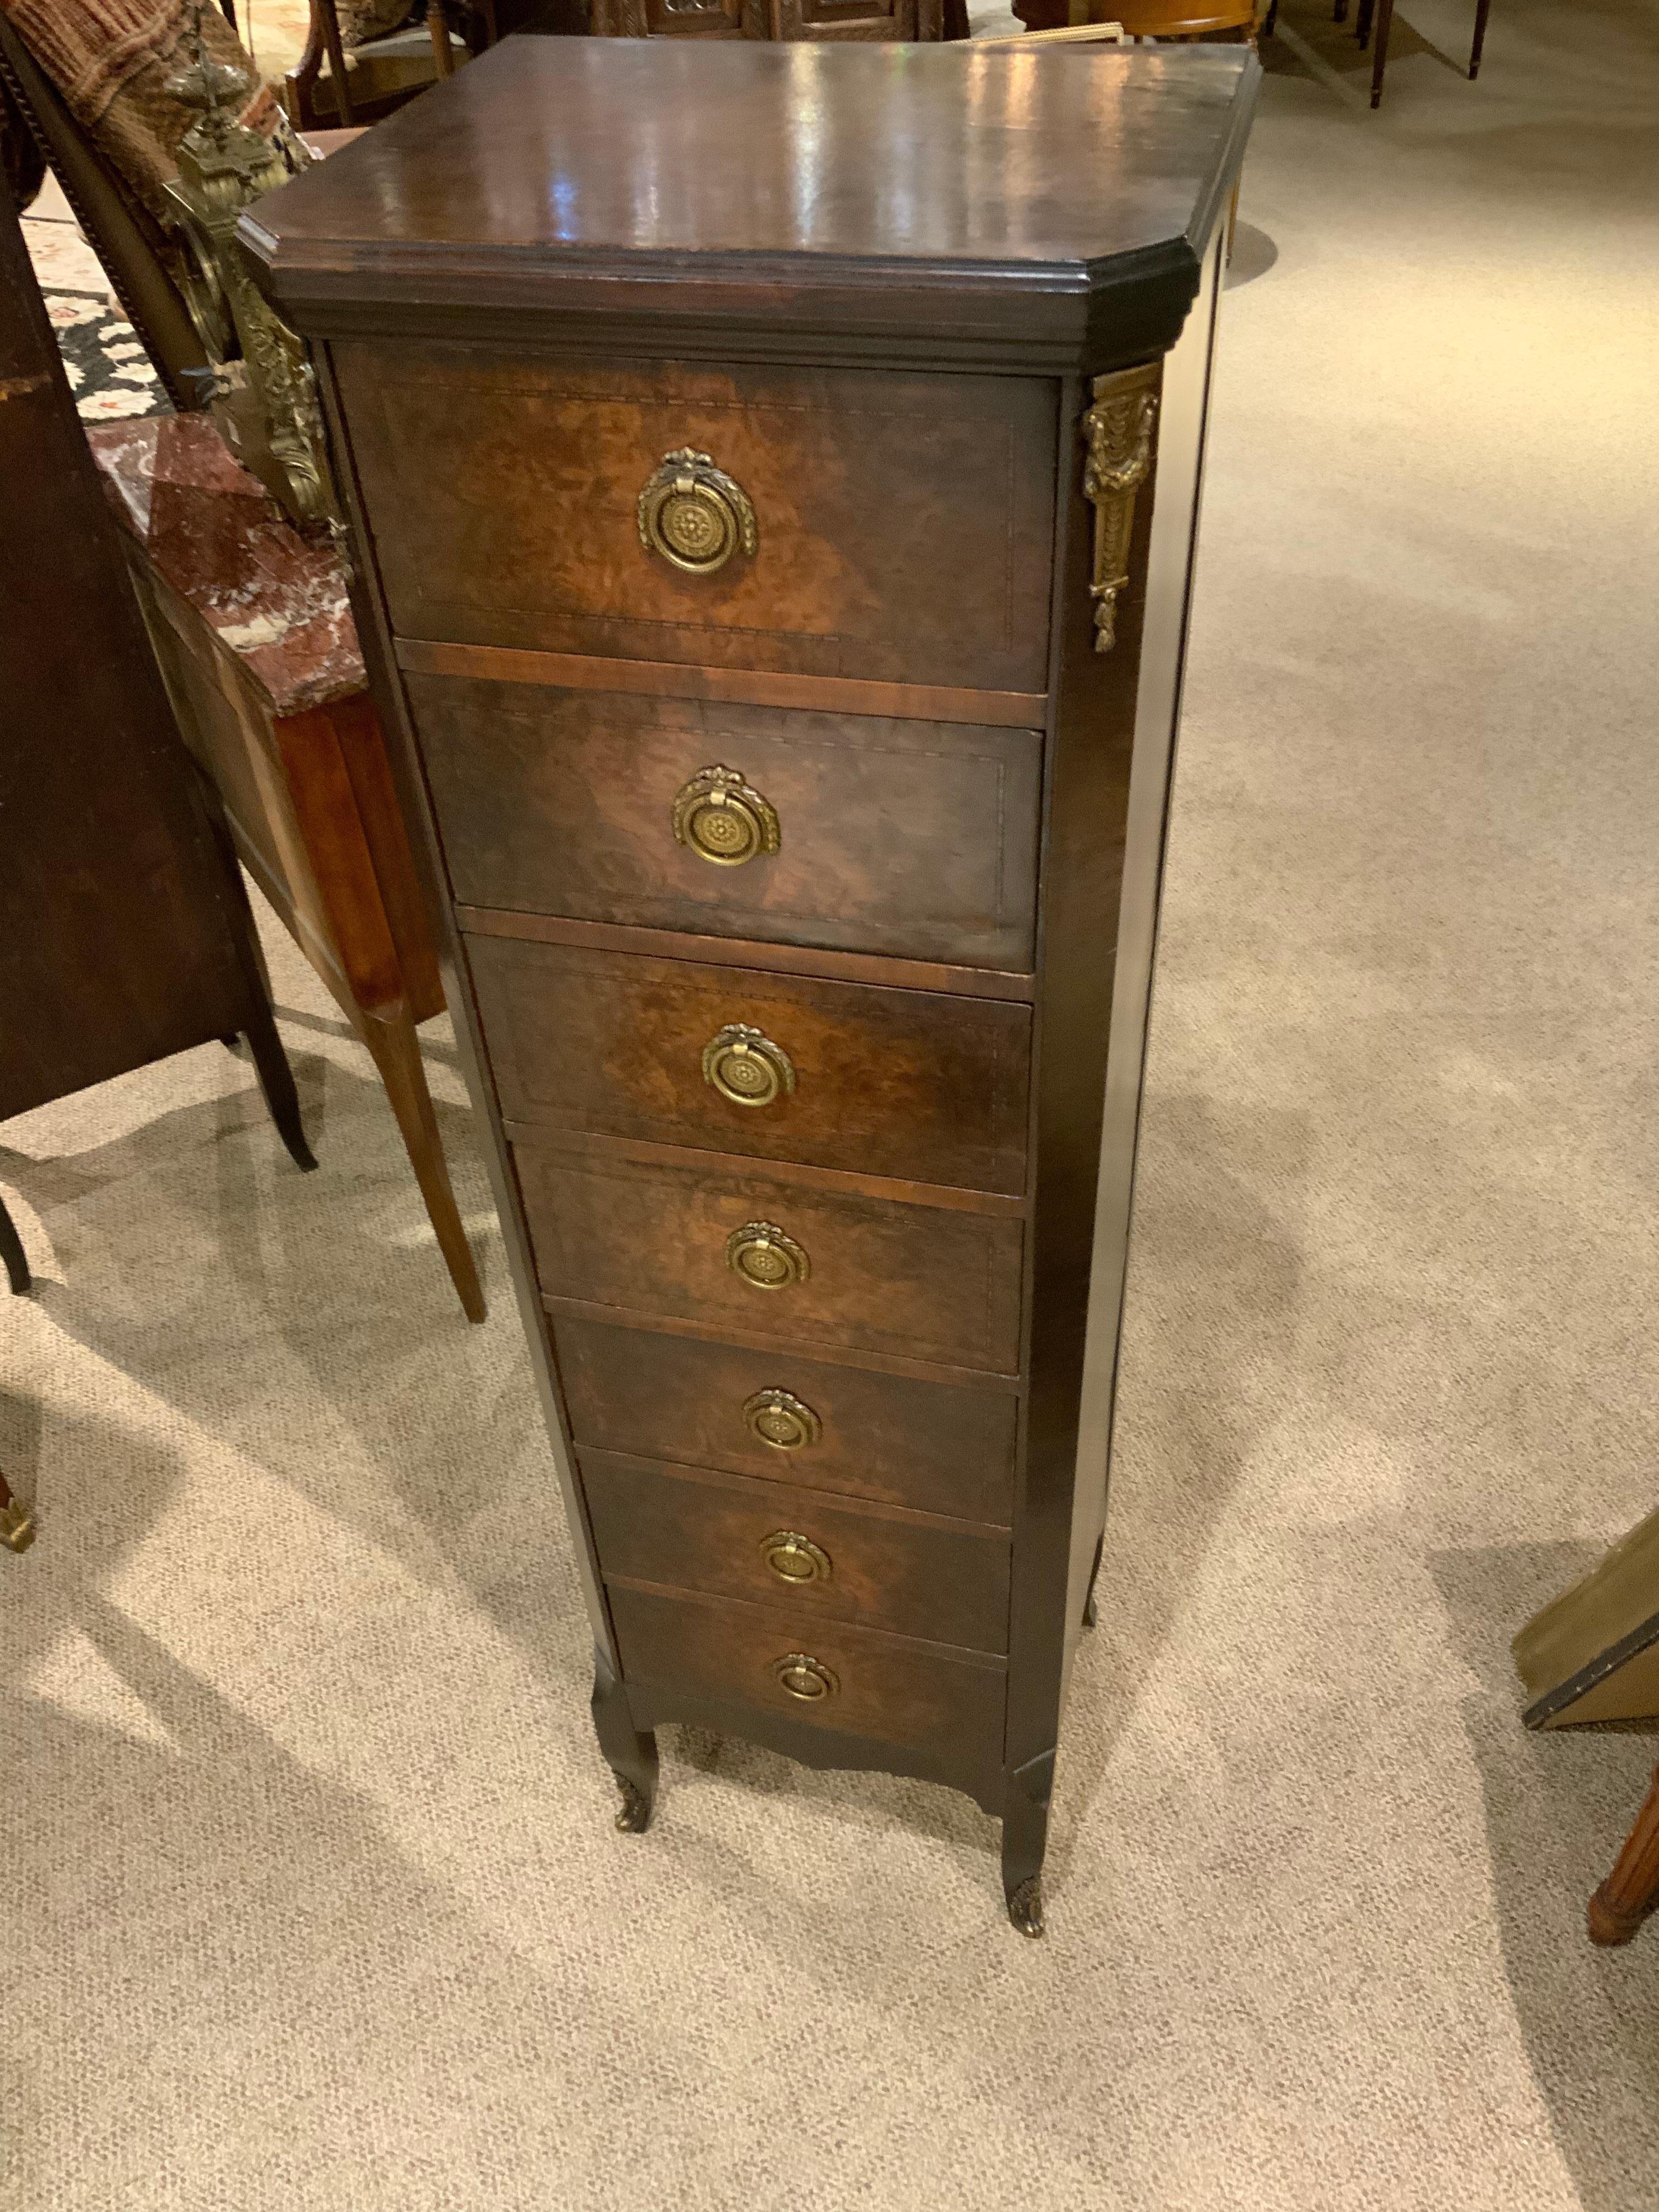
[240,1002,318,1172]
[0,1197,30,1296]
[1589,1762,1659,1946]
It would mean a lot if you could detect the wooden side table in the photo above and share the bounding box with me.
[88,414,485,1323]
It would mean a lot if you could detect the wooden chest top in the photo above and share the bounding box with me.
[240,40,1259,371]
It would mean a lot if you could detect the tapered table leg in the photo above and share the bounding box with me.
[358,1002,484,1322]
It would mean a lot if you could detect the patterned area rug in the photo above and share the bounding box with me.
[43,291,168,422]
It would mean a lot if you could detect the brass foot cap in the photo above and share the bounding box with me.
[614,1779,653,1835]
[1007,1877,1045,1938]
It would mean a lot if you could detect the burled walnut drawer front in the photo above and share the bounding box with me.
[337,348,1057,691]
[516,1139,1023,1373]
[554,1317,1017,1523]
[469,934,1030,1195]
[408,679,1041,971]
[607,1582,1006,1767]
[582,1449,1009,1652]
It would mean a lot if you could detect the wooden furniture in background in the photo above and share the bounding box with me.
[0,167,312,1231]
[246,37,1259,1933]
[1589,1763,1659,1948]
[88,414,484,1322]
[1346,0,1493,108]
[285,0,496,129]
[1013,0,1257,41]
[0,14,212,406]
[586,0,961,40]
[1515,1509,1659,1948]
[1515,1504,1659,1730]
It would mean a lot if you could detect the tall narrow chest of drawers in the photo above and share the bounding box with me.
[245,38,1259,1934]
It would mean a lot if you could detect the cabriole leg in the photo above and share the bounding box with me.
[0,1196,30,1296]
[592,1645,658,1834]
[1002,1749,1055,1937]
[1082,1530,1105,1630]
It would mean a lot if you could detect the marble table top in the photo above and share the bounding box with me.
[87,413,365,718]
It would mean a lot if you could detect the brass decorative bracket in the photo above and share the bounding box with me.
[1080,364,1160,653]
[162,4,338,530]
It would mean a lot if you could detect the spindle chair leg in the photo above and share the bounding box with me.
[1589,1762,1659,1946]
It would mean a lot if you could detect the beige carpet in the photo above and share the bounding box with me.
[5,4,1659,2205]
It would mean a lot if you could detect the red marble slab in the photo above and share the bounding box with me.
[87,413,365,716]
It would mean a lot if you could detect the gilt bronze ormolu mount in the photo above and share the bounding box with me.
[163,3,337,531]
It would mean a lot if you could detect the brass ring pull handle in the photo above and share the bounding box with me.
[672,765,780,868]
[743,1387,822,1452]
[703,1024,795,1110]
[725,1221,809,1292]
[760,1531,832,1586]
[637,448,758,576]
[772,1652,838,1702]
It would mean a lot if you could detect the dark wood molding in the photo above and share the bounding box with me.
[239,42,1259,377]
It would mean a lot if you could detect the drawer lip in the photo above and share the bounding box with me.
[398,636,1048,734]
[504,1124,1025,1219]
[544,1293,1023,1392]
[579,1443,1011,1539]
[583,1448,1011,1655]
[606,1573,1008,1674]
[459,907,1040,1006]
